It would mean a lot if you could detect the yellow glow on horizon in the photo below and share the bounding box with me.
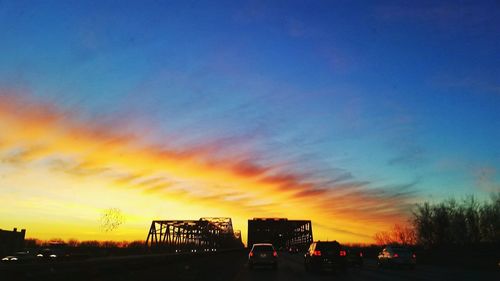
[0,93,411,244]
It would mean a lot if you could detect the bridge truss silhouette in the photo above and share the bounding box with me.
[247,218,313,250]
[146,217,243,251]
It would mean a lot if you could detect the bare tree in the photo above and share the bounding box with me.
[413,202,433,246]
[391,224,416,245]
[374,224,416,246]
[412,194,500,247]
[67,239,79,247]
[479,193,500,242]
[374,230,392,245]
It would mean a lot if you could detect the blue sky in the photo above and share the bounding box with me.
[0,1,499,240]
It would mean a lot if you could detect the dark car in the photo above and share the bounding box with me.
[248,243,278,269]
[1,251,36,263]
[377,246,416,269]
[346,247,364,267]
[36,247,69,260]
[304,241,347,272]
[288,245,300,254]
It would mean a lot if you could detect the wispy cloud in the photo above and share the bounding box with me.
[0,90,418,241]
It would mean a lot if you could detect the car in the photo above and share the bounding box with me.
[377,246,416,269]
[346,247,363,267]
[36,247,69,260]
[1,251,36,263]
[248,243,278,269]
[304,241,347,272]
[288,245,300,254]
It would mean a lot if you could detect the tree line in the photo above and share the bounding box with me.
[25,238,145,249]
[374,193,500,247]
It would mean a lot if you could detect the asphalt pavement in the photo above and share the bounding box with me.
[233,253,500,281]
[3,251,499,281]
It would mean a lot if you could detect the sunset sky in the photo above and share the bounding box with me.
[0,1,499,245]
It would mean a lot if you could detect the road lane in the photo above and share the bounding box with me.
[233,252,500,281]
[235,252,351,281]
[4,251,498,281]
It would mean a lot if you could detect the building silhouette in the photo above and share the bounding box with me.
[0,228,26,256]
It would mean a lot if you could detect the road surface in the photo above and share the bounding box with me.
[3,251,499,281]
[233,253,499,281]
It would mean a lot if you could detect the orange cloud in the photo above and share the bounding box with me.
[0,91,416,243]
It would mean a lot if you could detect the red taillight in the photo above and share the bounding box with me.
[273,251,278,257]
[249,252,254,257]
[359,252,363,257]
[412,253,416,259]
[339,250,346,256]
[312,250,322,256]
[393,253,399,258]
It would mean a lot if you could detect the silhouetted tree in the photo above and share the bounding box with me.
[463,196,480,244]
[479,193,500,242]
[412,194,500,247]
[392,224,416,245]
[101,241,119,248]
[447,199,467,245]
[413,202,433,246]
[79,240,100,248]
[374,230,392,245]
[374,224,416,246]
[126,240,145,248]
[67,239,79,247]
[24,238,41,248]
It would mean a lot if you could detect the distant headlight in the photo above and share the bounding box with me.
[37,254,44,257]
[49,254,57,258]
[2,257,9,261]
[11,257,18,261]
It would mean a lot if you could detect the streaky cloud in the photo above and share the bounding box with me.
[0,90,419,242]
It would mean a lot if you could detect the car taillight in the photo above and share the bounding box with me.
[412,253,416,258]
[359,252,363,257]
[273,251,278,257]
[249,252,254,257]
[339,250,346,256]
[312,250,321,256]
[393,253,399,258]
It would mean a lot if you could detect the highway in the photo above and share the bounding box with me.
[105,251,499,281]
[234,253,499,281]
[2,251,499,281]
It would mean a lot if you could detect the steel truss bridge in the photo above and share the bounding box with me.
[146,217,243,251]
[247,218,313,250]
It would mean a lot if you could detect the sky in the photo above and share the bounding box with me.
[0,0,499,245]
